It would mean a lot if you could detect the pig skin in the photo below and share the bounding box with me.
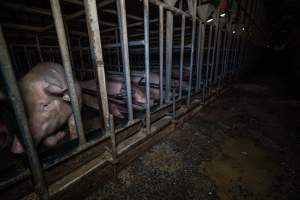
[11,62,81,154]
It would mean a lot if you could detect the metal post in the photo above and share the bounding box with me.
[144,0,151,134]
[84,0,110,131]
[199,22,205,94]
[195,20,201,93]
[159,5,164,106]
[35,33,43,62]
[187,0,197,105]
[165,10,173,103]
[0,25,49,200]
[214,22,222,85]
[116,0,133,122]
[179,15,185,99]
[50,0,86,145]
[204,24,213,100]
[115,29,121,72]
[109,114,117,161]
[172,87,176,119]
[78,38,84,80]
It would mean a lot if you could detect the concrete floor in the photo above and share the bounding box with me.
[84,82,300,200]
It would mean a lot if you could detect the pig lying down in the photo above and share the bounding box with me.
[11,62,81,154]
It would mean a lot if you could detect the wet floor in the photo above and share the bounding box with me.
[84,83,300,200]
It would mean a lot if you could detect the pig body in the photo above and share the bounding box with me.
[11,62,81,153]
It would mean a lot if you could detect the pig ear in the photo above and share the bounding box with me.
[44,84,67,95]
[11,136,24,154]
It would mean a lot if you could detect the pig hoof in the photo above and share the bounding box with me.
[43,131,66,147]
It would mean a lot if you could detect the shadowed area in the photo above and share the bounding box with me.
[83,82,300,200]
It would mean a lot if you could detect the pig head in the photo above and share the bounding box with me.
[11,62,81,153]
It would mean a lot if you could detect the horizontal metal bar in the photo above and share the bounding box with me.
[103,40,145,48]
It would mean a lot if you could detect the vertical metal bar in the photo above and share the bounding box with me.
[35,33,43,62]
[109,114,117,160]
[84,0,110,131]
[144,0,151,134]
[187,0,197,105]
[195,20,202,93]
[115,29,121,72]
[50,0,86,145]
[24,46,31,69]
[78,38,84,80]
[199,22,205,93]
[116,0,133,122]
[214,22,222,84]
[204,24,213,100]
[179,15,185,99]
[172,87,176,119]
[159,5,164,106]
[0,25,49,200]
[165,10,173,103]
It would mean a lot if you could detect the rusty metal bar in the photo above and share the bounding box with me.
[116,0,133,122]
[84,0,110,130]
[0,25,49,200]
[50,0,86,145]
[179,15,185,99]
[159,5,164,106]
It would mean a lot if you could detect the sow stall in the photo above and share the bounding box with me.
[0,0,266,199]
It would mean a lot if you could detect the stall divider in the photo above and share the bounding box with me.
[50,0,86,145]
[0,25,49,200]
[116,0,133,122]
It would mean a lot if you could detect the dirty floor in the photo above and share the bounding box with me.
[84,83,300,200]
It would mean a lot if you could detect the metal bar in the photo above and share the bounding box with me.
[144,0,151,135]
[199,22,205,93]
[84,0,110,130]
[103,9,143,21]
[149,0,191,18]
[23,46,31,69]
[115,30,121,72]
[78,38,84,80]
[109,114,117,160]
[187,0,197,105]
[165,10,173,103]
[116,0,133,122]
[159,5,164,106]
[103,40,145,48]
[204,24,213,99]
[179,15,185,99]
[0,2,52,15]
[195,21,201,93]
[43,0,115,32]
[50,0,86,145]
[35,33,44,62]
[0,25,49,200]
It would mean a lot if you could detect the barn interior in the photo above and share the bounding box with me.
[0,0,299,199]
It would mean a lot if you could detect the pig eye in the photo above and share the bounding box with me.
[40,102,50,111]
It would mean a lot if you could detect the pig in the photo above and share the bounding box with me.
[11,62,81,154]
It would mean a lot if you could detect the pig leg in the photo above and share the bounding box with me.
[68,115,78,140]
[43,131,66,147]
